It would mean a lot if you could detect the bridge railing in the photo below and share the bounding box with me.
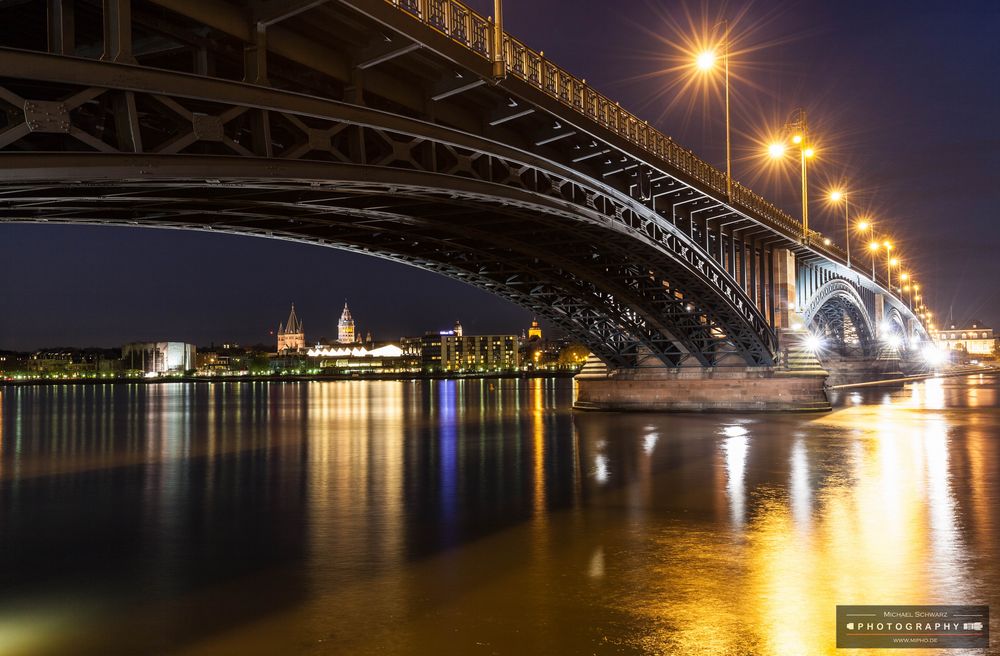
[385,0,905,299]
[386,0,807,239]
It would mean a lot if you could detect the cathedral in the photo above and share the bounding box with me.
[277,304,305,351]
[338,301,356,344]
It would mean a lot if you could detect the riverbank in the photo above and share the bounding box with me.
[829,365,998,389]
[0,370,579,387]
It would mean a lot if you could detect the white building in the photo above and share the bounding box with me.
[123,342,197,373]
[932,321,995,356]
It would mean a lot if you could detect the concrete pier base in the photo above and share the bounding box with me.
[823,355,905,387]
[574,365,831,413]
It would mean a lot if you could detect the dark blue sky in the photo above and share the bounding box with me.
[1,0,997,350]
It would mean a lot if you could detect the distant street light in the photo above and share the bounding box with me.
[868,240,880,280]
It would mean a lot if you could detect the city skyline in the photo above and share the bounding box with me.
[0,0,996,351]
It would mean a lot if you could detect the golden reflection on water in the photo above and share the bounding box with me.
[2,375,998,655]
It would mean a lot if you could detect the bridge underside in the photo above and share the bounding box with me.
[0,55,779,371]
[0,155,777,370]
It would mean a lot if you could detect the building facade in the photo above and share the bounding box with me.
[123,342,197,374]
[410,329,520,372]
[932,321,996,356]
[338,302,356,344]
[277,303,305,352]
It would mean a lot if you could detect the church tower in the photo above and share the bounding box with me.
[338,301,356,344]
[277,303,305,351]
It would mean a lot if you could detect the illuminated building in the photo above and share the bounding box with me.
[527,318,542,340]
[305,343,419,374]
[410,326,520,372]
[277,303,305,352]
[338,301,356,344]
[123,342,196,374]
[932,321,996,356]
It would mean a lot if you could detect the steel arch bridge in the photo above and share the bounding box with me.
[0,0,928,373]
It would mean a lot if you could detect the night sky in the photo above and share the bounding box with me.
[1,0,997,351]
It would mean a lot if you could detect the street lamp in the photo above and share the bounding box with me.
[868,240,880,280]
[828,189,852,267]
[694,20,732,200]
[883,242,895,289]
[768,108,814,241]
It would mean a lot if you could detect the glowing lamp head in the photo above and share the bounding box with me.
[868,241,880,252]
[804,147,816,158]
[900,272,909,281]
[886,334,903,350]
[857,220,870,231]
[829,190,843,202]
[883,240,892,249]
[804,334,824,353]
[890,257,899,267]
[768,142,786,159]
[791,134,803,145]
[696,50,716,71]
[823,238,831,245]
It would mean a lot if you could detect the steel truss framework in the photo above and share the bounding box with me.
[801,279,877,358]
[798,260,923,356]
[0,53,777,367]
[0,0,928,368]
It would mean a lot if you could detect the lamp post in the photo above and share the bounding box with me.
[695,20,732,200]
[829,190,851,267]
[792,110,812,241]
[884,243,895,290]
[768,108,814,241]
[868,240,880,281]
[857,218,874,278]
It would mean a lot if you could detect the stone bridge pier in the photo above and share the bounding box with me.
[574,246,928,412]
[574,249,832,412]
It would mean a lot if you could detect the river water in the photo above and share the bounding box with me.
[0,375,997,655]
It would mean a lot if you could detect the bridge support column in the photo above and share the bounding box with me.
[574,364,830,413]
[773,247,797,330]
[874,293,885,332]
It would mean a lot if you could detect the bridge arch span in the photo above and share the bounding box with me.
[1,150,777,368]
[801,279,877,357]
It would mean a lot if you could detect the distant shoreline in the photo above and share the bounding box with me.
[0,370,579,387]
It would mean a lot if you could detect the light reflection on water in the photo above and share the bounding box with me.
[0,375,997,655]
